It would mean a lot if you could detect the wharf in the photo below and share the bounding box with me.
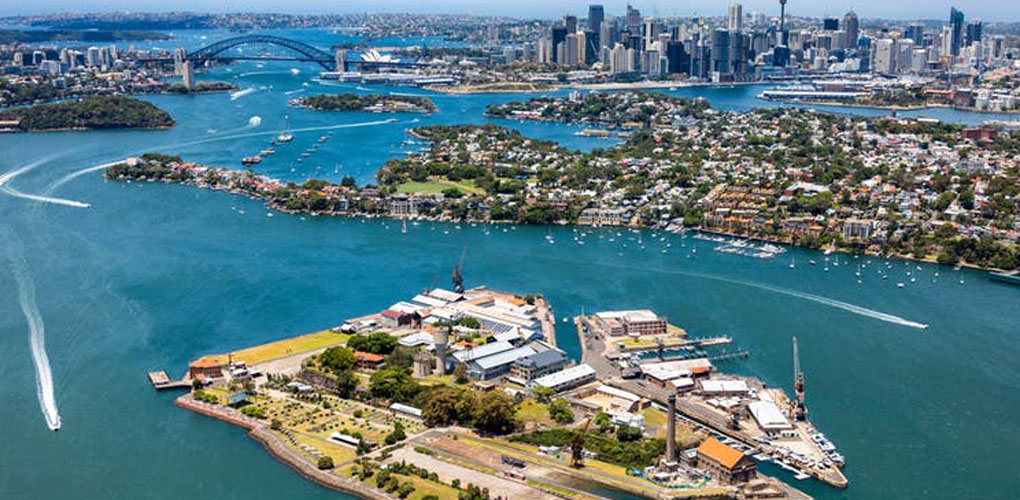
[147,371,191,390]
[535,296,557,347]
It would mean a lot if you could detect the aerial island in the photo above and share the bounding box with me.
[105,91,1019,271]
[0,96,174,132]
[292,93,437,113]
[152,281,842,500]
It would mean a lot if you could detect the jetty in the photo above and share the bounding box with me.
[147,371,191,390]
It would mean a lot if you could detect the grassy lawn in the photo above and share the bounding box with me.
[292,432,358,464]
[396,181,450,194]
[396,178,486,196]
[516,399,553,426]
[198,330,350,365]
[343,465,463,500]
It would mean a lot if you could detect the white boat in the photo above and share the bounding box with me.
[401,219,407,234]
[277,115,294,143]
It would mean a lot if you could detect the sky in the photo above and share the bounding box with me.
[1,0,1017,22]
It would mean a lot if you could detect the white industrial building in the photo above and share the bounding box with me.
[530,364,597,393]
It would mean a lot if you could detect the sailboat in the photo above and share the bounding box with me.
[789,256,796,269]
[277,115,294,143]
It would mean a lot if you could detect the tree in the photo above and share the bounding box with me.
[317,456,334,470]
[594,412,612,433]
[334,369,359,398]
[423,386,461,426]
[385,421,407,445]
[617,424,643,442]
[349,331,398,355]
[453,364,469,384]
[320,346,357,372]
[533,386,555,404]
[369,367,421,402]
[473,392,518,435]
[386,345,416,370]
[341,175,356,187]
[548,398,574,424]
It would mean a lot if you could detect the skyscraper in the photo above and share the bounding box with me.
[843,10,859,49]
[728,2,743,32]
[626,4,642,32]
[588,5,604,33]
[823,18,839,31]
[552,26,568,64]
[564,15,578,34]
[950,7,965,56]
[965,21,982,46]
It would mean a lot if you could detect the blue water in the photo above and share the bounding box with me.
[2,30,1019,500]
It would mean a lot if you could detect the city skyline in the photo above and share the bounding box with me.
[2,1,1018,22]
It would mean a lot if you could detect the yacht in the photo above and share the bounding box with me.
[277,115,294,143]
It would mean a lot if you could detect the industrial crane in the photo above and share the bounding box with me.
[791,336,808,421]
[452,246,467,293]
[571,418,592,468]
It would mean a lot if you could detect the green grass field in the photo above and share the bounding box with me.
[396,178,486,196]
[198,330,351,365]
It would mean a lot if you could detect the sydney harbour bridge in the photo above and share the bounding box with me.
[143,34,424,71]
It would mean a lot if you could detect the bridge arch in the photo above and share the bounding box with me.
[186,35,336,70]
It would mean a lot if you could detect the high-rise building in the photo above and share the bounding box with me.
[609,42,628,73]
[576,31,587,65]
[823,18,839,31]
[874,38,896,74]
[564,15,578,34]
[643,20,662,51]
[711,29,730,74]
[949,7,965,56]
[843,10,859,49]
[599,20,614,50]
[626,4,642,32]
[965,21,982,46]
[552,26,568,64]
[666,40,689,74]
[728,2,743,32]
[588,5,604,33]
[565,33,579,66]
[905,25,925,47]
[86,46,101,67]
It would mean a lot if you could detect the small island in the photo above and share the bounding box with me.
[292,93,436,114]
[164,81,237,94]
[0,96,174,132]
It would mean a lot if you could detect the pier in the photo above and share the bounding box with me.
[147,371,191,390]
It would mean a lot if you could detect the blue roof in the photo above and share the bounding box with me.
[515,349,567,370]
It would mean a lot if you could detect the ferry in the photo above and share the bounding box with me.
[241,155,262,165]
[989,270,1020,286]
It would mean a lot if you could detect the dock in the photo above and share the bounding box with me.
[147,371,191,390]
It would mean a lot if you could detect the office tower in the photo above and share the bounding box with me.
[32,50,45,66]
[905,25,924,47]
[950,7,964,56]
[728,2,743,32]
[626,4,641,32]
[538,38,553,64]
[728,31,749,75]
[588,5,604,33]
[896,39,915,73]
[823,18,839,31]
[182,60,196,90]
[965,22,982,46]
[552,26,567,64]
[564,15,578,34]
[503,46,516,64]
[779,0,788,46]
[609,42,628,73]
[600,20,614,50]
[576,31,587,65]
[643,20,662,50]
[565,33,579,65]
[666,40,689,74]
[86,46,100,67]
[711,29,730,74]
[843,10,859,49]
[588,5,604,57]
[874,38,896,73]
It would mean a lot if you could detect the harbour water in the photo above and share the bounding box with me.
[2,29,1019,500]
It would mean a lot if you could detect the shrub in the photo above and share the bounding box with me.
[317,456,334,470]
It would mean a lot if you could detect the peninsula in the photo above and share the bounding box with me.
[104,90,1020,272]
[157,283,819,500]
[0,96,174,132]
[292,93,436,113]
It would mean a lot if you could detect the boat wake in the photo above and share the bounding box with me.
[230,88,258,101]
[541,256,929,329]
[3,228,62,430]
[0,160,91,208]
